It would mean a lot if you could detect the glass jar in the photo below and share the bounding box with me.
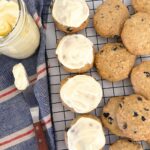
[0,0,40,59]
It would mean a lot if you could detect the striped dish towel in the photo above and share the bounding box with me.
[0,0,55,150]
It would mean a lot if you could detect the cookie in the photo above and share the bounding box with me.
[109,139,143,150]
[132,0,150,14]
[52,0,89,33]
[147,140,150,145]
[93,0,129,37]
[116,94,150,141]
[65,114,106,150]
[95,43,136,82]
[56,34,94,73]
[101,97,125,137]
[60,75,103,113]
[131,61,150,100]
[121,12,150,55]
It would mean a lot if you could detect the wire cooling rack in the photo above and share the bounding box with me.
[44,0,150,149]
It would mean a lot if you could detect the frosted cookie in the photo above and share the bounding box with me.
[132,0,150,14]
[116,94,150,141]
[109,139,143,150]
[121,12,150,55]
[93,0,129,38]
[52,0,89,33]
[131,61,150,100]
[56,34,94,73]
[95,43,136,82]
[101,97,125,137]
[60,75,102,113]
[65,115,106,150]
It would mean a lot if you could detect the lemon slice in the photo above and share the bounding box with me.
[0,18,12,37]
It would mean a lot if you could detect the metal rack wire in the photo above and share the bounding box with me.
[44,0,150,149]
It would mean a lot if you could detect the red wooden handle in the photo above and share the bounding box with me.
[33,122,49,150]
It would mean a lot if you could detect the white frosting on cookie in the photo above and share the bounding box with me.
[56,34,94,70]
[67,117,106,150]
[52,0,89,27]
[60,75,102,113]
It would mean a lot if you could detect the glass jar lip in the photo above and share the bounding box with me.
[0,0,26,45]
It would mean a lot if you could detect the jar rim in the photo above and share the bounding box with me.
[0,0,26,45]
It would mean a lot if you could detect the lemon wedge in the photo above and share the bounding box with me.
[0,18,12,37]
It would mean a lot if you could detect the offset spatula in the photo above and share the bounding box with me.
[23,86,49,150]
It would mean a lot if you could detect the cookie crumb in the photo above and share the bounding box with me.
[128,139,132,142]
[144,108,149,111]
[112,47,118,51]
[115,5,120,10]
[137,97,142,101]
[66,27,73,32]
[133,112,138,117]
[119,44,124,48]
[123,123,127,129]
[141,116,146,121]
[134,131,137,134]
[119,103,122,108]
[141,18,144,22]
[108,117,113,124]
[100,50,104,53]
[144,72,150,78]
[103,112,110,118]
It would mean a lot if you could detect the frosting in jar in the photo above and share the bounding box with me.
[56,34,94,70]
[0,0,19,37]
[0,0,40,59]
[67,117,106,150]
[60,75,103,113]
[52,0,89,27]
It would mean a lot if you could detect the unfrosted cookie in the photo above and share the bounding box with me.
[93,0,129,37]
[65,114,106,150]
[121,12,150,55]
[132,0,150,14]
[95,43,136,82]
[56,34,94,73]
[60,75,103,113]
[52,0,89,33]
[101,97,125,137]
[147,140,150,145]
[131,61,150,100]
[116,94,150,141]
[109,139,143,150]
